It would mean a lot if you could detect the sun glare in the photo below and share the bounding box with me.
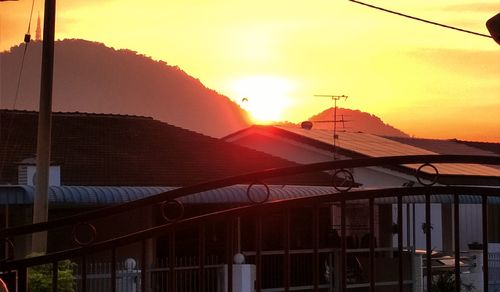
[231,76,293,123]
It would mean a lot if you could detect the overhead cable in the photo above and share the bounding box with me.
[349,0,492,39]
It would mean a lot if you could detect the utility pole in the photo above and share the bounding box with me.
[314,94,348,160]
[32,0,56,253]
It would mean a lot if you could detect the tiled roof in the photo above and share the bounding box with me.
[0,110,330,186]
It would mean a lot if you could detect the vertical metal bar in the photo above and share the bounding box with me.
[313,204,319,291]
[453,194,460,292]
[226,219,234,292]
[198,225,206,292]
[3,204,9,258]
[111,248,116,292]
[52,261,58,292]
[398,196,403,292]
[482,194,489,292]
[369,198,375,292]
[406,203,411,249]
[425,194,432,292]
[169,231,176,292]
[82,256,87,292]
[284,209,290,291]
[412,203,416,252]
[256,214,262,292]
[18,267,28,292]
[341,200,346,292]
[142,240,147,292]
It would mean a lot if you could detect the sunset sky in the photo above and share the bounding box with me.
[1,0,499,141]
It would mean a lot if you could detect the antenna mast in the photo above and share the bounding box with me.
[314,94,348,160]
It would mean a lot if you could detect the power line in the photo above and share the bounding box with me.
[0,0,37,180]
[27,0,36,34]
[348,0,492,39]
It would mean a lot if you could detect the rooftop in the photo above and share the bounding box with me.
[225,125,500,178]
[0,110,330,186]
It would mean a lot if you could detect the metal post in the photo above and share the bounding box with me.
[32,0,57,253]
[453,194,460,292]
[111,248,116,292]
[82,256,87,292]
[341,200,346,292]
[18,267,28,292]
[52,261,58,292]
[333,98,337,160]
[398,196,403,292]
[369,198,375,292]
[283,209,290,291]
[141,240,147,292]
[482,195,489,292]
[413,203,416,252]
[312,205,319,291]
[169,231,176,292]
[406,203,410,250]
[198,225,206,292]
[313,94,348,160]
[226,219,234,292]
[425,194,432,292]
[256,215,262,292]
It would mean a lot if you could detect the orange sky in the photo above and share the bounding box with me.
[1,0,499,141]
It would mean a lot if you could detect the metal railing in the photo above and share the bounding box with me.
[490,252,500,291]
[0,155,498,292]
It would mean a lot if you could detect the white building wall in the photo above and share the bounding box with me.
[459,204,483,249]
[229,133,416,188]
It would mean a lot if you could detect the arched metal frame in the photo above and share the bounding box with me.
[0,155,498,292]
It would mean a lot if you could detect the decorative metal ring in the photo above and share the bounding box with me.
[72,222,97,246]
[416,163,439,186]
[332,169,354,193]
[0,238,14,262]
[160,200,185,222]
[246,182,270,204]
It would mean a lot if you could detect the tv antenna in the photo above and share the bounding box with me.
[314,94,349,160]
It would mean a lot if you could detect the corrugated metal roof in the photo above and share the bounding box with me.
[1,185,498,205]
[0,185,175,205]
[0,186,32,204]
[180,184,338,204]
[0,185,335,205]
[276,126,500,177]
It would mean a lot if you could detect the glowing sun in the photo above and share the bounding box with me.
[231,76,293,123]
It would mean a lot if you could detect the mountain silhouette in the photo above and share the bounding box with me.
[1,39,250,137]
[307,108,409,137]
